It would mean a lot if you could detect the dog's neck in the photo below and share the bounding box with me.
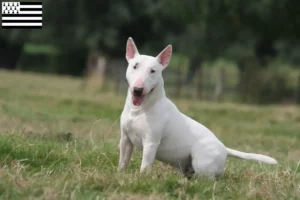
[125,79,166,114]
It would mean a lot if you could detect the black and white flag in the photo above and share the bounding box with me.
[2,2,42,28]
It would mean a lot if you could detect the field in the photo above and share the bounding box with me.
[0,70,299,200]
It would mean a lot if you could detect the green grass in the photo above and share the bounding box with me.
[0,70,299,199]
[24,43,60,55]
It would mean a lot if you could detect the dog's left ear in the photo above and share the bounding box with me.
[157,45,172,68]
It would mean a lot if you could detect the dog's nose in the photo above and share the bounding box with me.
[133,87,143,96]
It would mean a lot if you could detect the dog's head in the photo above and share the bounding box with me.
[125,37,172,106]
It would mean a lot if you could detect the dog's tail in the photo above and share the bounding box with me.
[226,148,278,164]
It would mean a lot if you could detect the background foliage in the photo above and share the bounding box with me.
[0,0,300,104]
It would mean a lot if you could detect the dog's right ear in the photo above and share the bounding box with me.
[126,37,139,62]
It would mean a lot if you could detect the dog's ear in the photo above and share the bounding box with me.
[126,37,139,62]
[157,45,172,68]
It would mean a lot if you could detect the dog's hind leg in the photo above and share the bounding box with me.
[183,155,195,179]
[191,140,227,179]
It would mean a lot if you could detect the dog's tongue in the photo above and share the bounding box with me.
[132,95,145,106]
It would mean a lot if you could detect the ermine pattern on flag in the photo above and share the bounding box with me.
[2,2,42,28]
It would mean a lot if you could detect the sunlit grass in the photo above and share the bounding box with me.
[0,70,299,199]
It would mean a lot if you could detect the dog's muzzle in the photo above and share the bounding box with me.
[133,87,143,96]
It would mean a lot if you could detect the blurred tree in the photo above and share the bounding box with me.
[162,0,300,72]
[0,0,299,79]
[160,0,299,100]
[18,0,184,75]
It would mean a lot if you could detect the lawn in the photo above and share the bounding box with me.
[0,70,299,200]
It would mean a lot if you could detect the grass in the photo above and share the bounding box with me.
[0,70,299,199]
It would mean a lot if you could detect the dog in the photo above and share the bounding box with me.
[118,37,277,179]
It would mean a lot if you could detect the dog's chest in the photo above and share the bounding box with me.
[122,112,149,150]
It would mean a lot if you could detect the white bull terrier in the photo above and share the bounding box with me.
[118,37,277,179]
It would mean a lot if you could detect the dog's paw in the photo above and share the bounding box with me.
[140,166,152,174]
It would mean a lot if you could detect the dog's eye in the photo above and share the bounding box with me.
[133,63,138,69]
[151,69,155,73]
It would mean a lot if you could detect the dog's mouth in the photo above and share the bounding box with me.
[132,88,154,106]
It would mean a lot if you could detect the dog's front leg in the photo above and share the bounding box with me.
[140,141,160,173]
[118,131,133,171]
